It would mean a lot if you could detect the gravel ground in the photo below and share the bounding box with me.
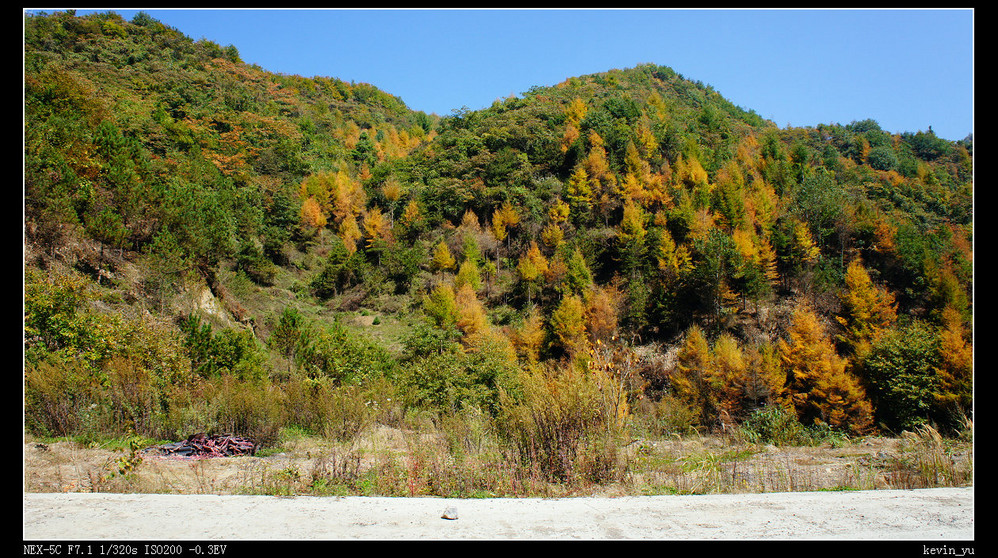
[23,487,974,541]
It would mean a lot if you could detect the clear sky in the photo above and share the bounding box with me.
[58,8,974,141]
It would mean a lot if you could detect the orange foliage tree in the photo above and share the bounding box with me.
[778,303,873,433]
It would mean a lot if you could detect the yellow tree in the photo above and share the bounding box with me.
[362,206,391,249]
[584,131,612,184]
[299,172,333,217]
[565,165,593,222]
[560,98,587,152]
[548,198,571,224]
[540,222,565,251]
[933,305,973,419]
[331,169,366,225]
[836,258,897,357]
[491,201,521,246]
[455,257,482,292]
[381,178,405,225]
[550,294,587,356]
[401,199,423,230]
[514,306,546,363]
[517,241,549,304]
[786,220,820,280]
[778,304,873,433]
[743,341,788,410]
[656,227,693,282]
[618,200,647,245]
[585,284,622,345]
[671,325,718,428]
[565,97,588,125]
[338,213,362,255]
[456,282,489,343]
[712,333,748,424]
[674,154,709,190]
[757,235,780,286]
[299,196,327,233]
[431,240,456,273]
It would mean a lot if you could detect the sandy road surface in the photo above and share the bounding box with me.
[24,487,973,541]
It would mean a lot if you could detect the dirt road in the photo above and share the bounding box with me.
[23,487,973,541]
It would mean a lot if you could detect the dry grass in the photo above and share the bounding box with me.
[24,422,972,498]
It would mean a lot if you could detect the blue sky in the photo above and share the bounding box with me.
[61,8,974,141]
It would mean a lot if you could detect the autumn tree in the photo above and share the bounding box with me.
[656,227,693,284]
[299,196,327,234]
[933,305,973,423]
[381,178,405,225]
[338,213,362,255]
[670,325,718,428]
[455,257,482,293]
[423,283,458,333]
[836,258,897,357]
[398,199,425,240]
[362,206,391,250]
[517,240,549,304]
[565,165,593,224]
[490,201,521,248]
[550,293,587,356]
[711,333,749,424]
[778,303,873,433]
[431,240,456,273]
[585,284,622,344]
[743,341,788,410]
[298,172,333,219]
[514,306,546,363]
[455,281,489,343]
[540,222,565,251]
[548,198,571,225]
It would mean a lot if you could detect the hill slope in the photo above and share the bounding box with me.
[24,10,972,456]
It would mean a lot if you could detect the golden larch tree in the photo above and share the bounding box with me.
[933,305,973,419]
[456,282,489,343]
[836,258,897,357]
[778,303,873,433]
[550,294,587,356]
[514,306,546,363]
[431,240,456,273]
[671,325,718,428]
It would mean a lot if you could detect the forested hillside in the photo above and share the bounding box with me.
[24,10,972,473]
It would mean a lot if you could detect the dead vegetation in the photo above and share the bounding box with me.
[24,422,972,498]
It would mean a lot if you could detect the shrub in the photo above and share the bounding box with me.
[861,322,941,432]
[739,405,810,446]
[24,359,100,438]
[632,393,699,437]
[321,384,376,443]
[204,375,285,446]
[496,361,626,484]
[867,145,898,171]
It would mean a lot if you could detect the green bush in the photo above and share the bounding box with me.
[180,314,267,382]
[862,322,941,432]
[739,405,810,446]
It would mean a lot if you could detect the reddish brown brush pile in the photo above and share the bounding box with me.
[145,433,257,459]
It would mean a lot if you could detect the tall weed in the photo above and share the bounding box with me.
[497,361,627,484]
